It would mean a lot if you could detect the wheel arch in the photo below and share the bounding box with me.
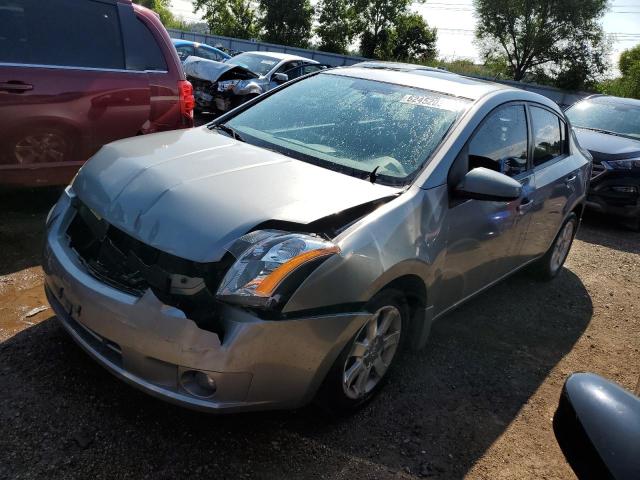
[367,269,433,351]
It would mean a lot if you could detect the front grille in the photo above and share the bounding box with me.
[65,201,228,298]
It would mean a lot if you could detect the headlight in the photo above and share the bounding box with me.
[218,79,240,91]
[217,230,340,308]
[603,158,640,169]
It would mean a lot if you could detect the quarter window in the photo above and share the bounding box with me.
[0,0,124,69]
[468,104,529,177]
[124,17,167,71]
[531,106,564,167]
[176,45,194,62]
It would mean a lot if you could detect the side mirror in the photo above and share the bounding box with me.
[455,167,522,201]
[554,373,640,480]
[272,72,288,84]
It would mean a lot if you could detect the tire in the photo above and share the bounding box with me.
[4,126,75,165]
[316,288,409,414]
[529,213,578,281]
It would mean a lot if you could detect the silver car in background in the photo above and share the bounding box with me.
[43,66,590,413]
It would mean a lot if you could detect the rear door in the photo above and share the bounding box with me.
[0,0,150,186]
[520,105,582,260]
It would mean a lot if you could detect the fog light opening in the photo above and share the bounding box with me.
[180,370,217,398]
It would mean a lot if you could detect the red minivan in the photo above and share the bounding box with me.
[0,0,194,186]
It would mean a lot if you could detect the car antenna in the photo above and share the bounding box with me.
[369,166,380,184]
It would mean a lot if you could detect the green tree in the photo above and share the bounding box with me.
[139,0,186,28]
[390,13,437,63]
[259,0,314,48]
[619,44,640,77]
[193,0,260,38]
[354,0,413,58]
[474,0,609,82]
[598,44,640,99]
[316,0,356,54]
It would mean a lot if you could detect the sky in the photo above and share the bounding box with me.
[169,0,640,74]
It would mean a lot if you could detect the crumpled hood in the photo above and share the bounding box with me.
[73,127,399,262]
[574,127,640,163]
[183,56,257,82]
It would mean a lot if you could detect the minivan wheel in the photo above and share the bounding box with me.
[317,289,408,413]
[9,127,73,165]
[529,213,578,281]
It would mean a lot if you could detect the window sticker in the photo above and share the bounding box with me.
[260,60,277,65]
[400,94,467,111]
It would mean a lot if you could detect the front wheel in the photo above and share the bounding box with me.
[529,213,578,280]
[317,289,408,413]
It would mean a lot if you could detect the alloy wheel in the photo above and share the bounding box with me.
[550,220,575,274]
[342,305,402,400]
[14,133,68,164]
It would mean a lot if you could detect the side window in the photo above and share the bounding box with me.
[0,0,124,69]
[468,104,529,177]
[175,45,194,62]
[196,46,219,61]
[274,61,299,76]
[530,106,563,167]
[124,17,168,71]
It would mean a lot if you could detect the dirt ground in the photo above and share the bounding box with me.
[1,186,638,480]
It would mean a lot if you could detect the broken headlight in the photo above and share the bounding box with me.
[217,230,340,309]
[218,80,240,92]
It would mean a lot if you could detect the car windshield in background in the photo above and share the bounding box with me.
[223,73,469,182]
[224,53,279,76]
[566,98,640,140]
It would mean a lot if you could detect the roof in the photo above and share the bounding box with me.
[583,94,640,107]
[239,51,317,63]
[328,66,513,101]
[354,61,444,73]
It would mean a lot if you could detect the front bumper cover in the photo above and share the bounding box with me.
[43,195,369,412]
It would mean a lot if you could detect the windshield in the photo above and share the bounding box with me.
[225,53,279,76]
[223,73,469,183]
[566,98,640,140]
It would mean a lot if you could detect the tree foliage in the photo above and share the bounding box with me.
[619,44,640,77]
[354,0,412,58]
[598,44,640,99]
[193,0,260,38]
[139,0,187,29]
[474,0,609,84]
[315,0,356,54]
[390,13,437,63]
[259,0,314,48]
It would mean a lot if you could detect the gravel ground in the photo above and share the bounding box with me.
[1,187,639,480]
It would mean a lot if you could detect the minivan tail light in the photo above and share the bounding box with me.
[178,80,195,120]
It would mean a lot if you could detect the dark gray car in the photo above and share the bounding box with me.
[43,66,590,413]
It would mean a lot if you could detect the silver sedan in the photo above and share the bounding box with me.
[43,66,590,413]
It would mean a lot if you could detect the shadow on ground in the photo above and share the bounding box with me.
[1,266,592,479]
[577,211,640,255]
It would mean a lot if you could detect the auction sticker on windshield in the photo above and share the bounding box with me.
[401,94,467,111]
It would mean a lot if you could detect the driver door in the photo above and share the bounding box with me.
[436,103,535,313]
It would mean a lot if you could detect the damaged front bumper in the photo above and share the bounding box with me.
[43,193,370,412]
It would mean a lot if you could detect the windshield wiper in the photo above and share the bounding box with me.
[576,126,631,139]
[369,165,380,184]
[213,123,245,142]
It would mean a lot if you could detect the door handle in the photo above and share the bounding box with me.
[565,174,577,182]
[518,198,534,214]
[0,81,33,93]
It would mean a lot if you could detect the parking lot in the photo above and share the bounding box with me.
[1,186,638,479]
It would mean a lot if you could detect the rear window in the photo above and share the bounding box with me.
[0,0,124,69]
